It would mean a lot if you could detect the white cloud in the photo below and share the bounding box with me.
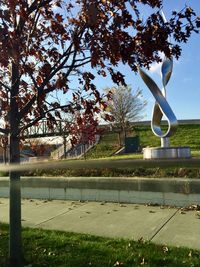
[149,52,165,76]
[149,62,162,75]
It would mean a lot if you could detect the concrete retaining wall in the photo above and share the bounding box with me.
[1,177,200,207]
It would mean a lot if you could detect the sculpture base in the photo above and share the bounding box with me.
[143,147,191,160]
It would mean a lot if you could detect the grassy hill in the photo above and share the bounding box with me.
[136,124,200,150]
[86,133,120,159]
[86,124,200,159]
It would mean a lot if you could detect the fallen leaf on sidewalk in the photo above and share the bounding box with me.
[190,204,200,211]
[181,204,200,211]
[195,212,200,219]
[180,211,186,214]
[146,203,159,207]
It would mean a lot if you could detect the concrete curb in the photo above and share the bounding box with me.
[1,176,200,206]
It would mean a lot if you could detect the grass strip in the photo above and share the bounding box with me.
[0,224,200,267]
[2,157,200,172]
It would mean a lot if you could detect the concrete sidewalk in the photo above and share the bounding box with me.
[1,198,200,250]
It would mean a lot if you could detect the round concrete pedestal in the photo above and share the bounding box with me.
[143,147,191,159]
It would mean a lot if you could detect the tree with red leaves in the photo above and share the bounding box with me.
[0,0,199,266]
[70,113,99,144]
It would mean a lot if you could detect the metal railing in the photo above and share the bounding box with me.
[50,135,100,159]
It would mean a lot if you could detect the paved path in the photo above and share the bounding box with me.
[1,198,200,250]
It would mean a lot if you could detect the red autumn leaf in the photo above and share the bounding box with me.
[55,13,63,23]
[36,76,43,86]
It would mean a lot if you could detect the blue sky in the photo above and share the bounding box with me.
[90,0,200,121]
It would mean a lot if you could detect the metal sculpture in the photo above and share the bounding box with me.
[139,57,178,147]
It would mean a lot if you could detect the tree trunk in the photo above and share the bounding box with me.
[117,132,121,146]
[122,124,126,146]
[63,135,66,159]
[9,62,22,267]
[9,135,22,267]
[3,146,7,164]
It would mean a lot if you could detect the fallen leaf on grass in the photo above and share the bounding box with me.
[162,246,169,253]
[140,257,145,265]
[48,251,55,256]
[188,251,192,257]
[113,260,124,266]
[138,237,144,243]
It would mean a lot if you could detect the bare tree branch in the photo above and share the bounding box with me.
[0,81,11,91]
[0,128,9,135]
[18,103,76,133]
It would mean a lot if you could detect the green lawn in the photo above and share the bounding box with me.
[0,224,200,267]
[86,124,200,160]
[135,124,200,150]
[86,132,120,159]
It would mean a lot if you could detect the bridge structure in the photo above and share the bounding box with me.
[0,119,100,161]
[23,120,69,138]
[0,119,69,139]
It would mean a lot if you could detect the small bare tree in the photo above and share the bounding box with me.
[106,85,146,145]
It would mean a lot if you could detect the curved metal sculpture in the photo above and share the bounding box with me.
[139,57,178,147]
